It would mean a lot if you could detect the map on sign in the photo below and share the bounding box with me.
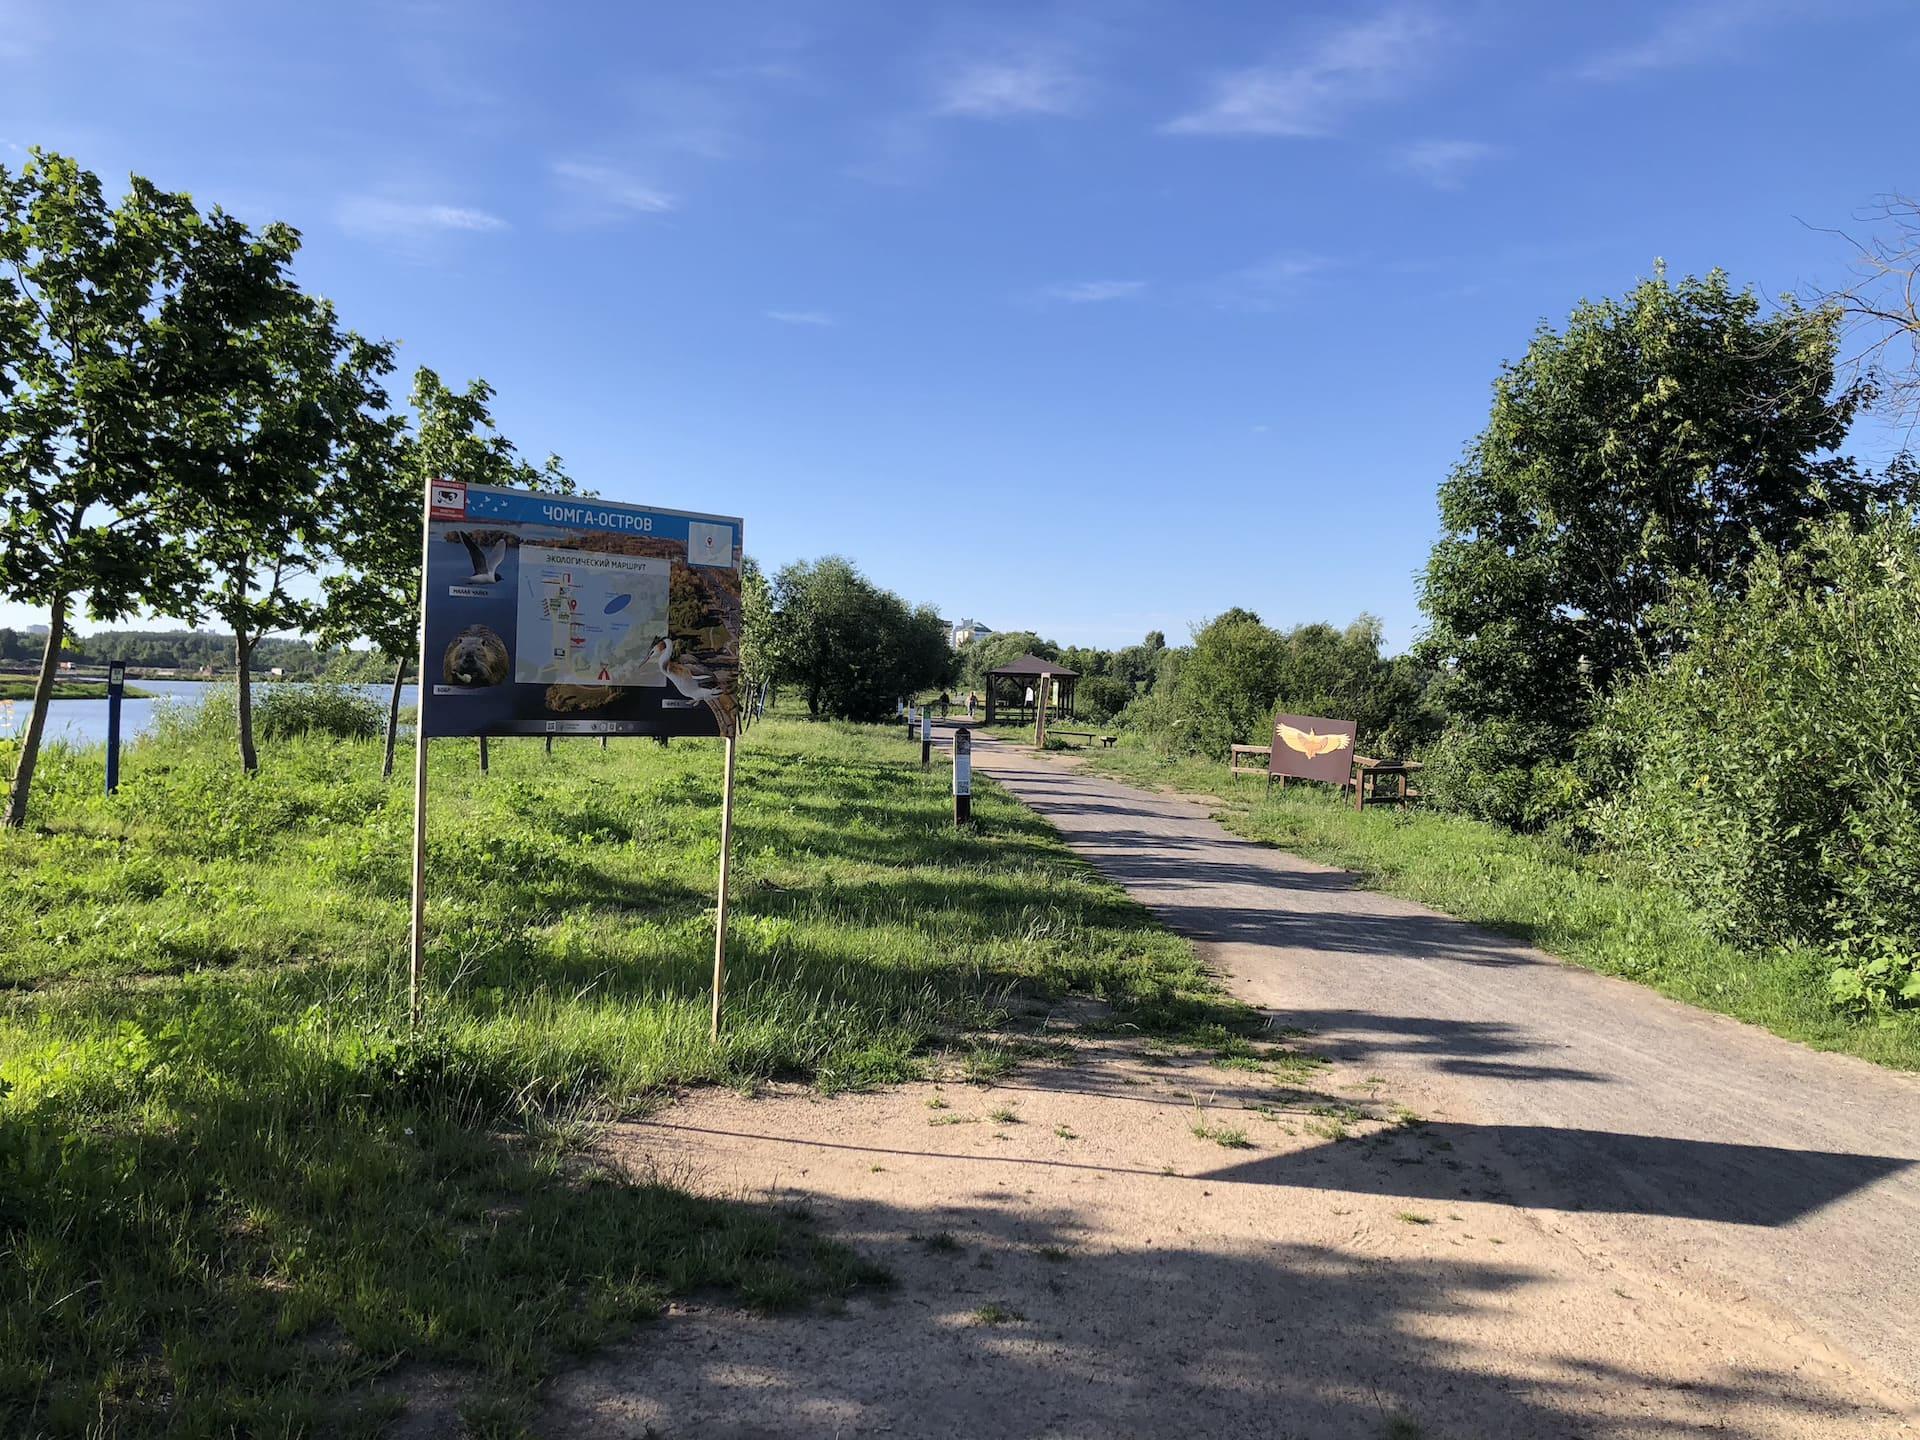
[514,546,671,686]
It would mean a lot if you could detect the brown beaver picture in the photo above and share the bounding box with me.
[442,625,511,687]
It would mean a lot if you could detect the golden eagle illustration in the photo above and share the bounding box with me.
[1276,723,1351,759]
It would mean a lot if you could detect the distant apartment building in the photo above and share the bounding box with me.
[948,617,992,648]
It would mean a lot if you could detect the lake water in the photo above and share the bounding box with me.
[1,679,421,747]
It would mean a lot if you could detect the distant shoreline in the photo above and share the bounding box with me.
[0,680,160,701]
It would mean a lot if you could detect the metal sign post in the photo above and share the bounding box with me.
[408,481,436,1028]
[921,708,933,768]
[104,662,126,795]
[952,726,972,826]
[710,733,738,1041]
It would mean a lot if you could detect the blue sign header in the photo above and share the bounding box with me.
[464,485,741,550]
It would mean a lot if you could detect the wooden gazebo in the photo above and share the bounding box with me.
[983,655,1078,724]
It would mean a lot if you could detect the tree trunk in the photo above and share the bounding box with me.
[382,655,406,780]
[235,630,258,773]
[3,594,69,831]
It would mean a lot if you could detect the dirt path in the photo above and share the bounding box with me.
[551,739,1920,1439]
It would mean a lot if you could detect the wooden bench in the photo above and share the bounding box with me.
[1229,744,1272,779]
[1046,729,1118,748]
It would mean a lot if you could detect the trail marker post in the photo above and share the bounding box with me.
[921,707,933,768]
[104,661,126,795]
[952,725,972,825]
[1033,675,1050,748]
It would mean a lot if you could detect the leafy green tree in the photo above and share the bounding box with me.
[319,367,574,777]
[0,152,261,828]
[1420,266,1885,827]
[735,555,774,726]
[1165,609,1285,759]
[1268,616,1440,758]
[163,217,398,771]
[1112,631,1167,692]
[762,556,949,719]
[1588,502,1920,1011]
[955,630,1058,697]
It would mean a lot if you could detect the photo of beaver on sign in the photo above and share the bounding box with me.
[443,626,511,687]
[1268,712,1358,786]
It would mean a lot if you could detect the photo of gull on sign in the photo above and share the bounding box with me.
[420,483,744,739]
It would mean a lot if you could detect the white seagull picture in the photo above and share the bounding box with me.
[456,533,509,583]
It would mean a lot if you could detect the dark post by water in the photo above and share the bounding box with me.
[104,662,126,795]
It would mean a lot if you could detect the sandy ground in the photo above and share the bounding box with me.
[547,737,1920,1439]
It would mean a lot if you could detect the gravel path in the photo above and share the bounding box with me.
[973,741,1920,1396]
[550,736,1919,1439]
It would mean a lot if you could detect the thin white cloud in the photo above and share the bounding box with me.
[1164,4,1441,138]
[1040,280,1147,304]
[1394,138,1494,190]
[765,309,836,327]
[1209,253,1335,311]
[550,161,677,218]
[335,196,507,241]
[934,50,1086,119]
[1578,0,1811,81]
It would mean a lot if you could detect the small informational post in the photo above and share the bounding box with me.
[105,661,126,796]
[1268,712,1359,786]
[952,726,972,826]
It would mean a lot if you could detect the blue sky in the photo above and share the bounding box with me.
[3,0,1917,651]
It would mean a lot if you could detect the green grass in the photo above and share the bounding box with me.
[0,710,1214,1435]
[1192,1125,1252,1149]
[1078,742,1920,1070]
[0,678,157,700]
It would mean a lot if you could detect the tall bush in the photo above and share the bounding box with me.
[1588,509,1920,1011]
[762,556,951,720]
[1127,611,1437,760]
[1419,268,1888,827]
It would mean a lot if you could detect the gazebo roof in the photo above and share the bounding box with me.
[987,653,1078,679]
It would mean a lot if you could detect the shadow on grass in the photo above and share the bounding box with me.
[0,1051,888,1437]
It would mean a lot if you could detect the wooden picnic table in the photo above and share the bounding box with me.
[1228,744,1423,810]
[1350,755,1423,811]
